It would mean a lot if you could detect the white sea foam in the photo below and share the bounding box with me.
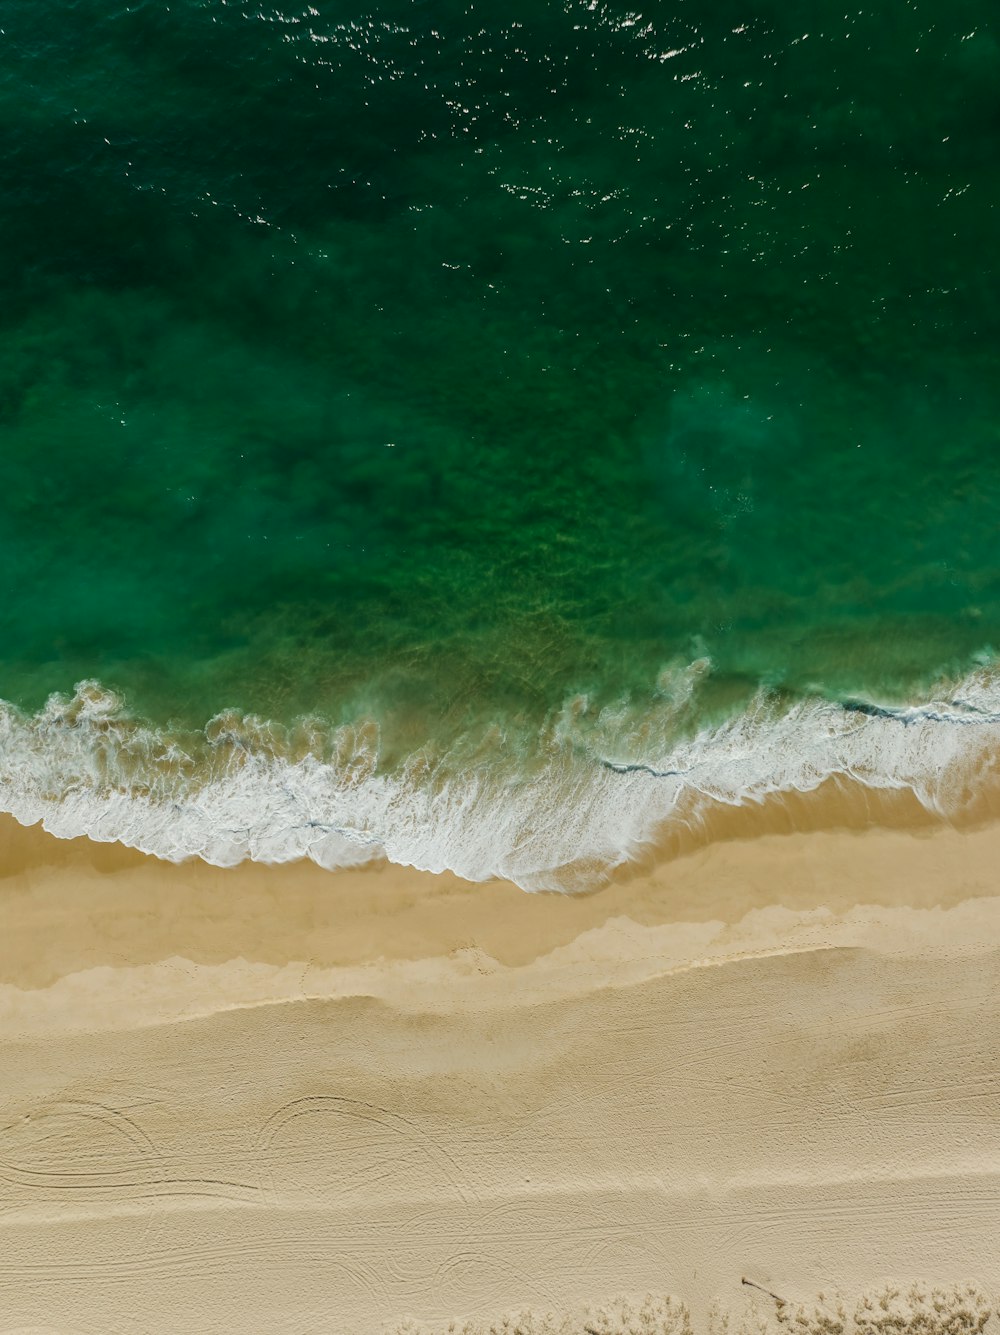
[2,667,1000,891]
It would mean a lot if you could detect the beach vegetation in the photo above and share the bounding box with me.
[853,1286,991,1335]
[391,1287,994,1335]
[388,1293,692,1335]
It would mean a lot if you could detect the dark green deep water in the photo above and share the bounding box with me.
[1,1,999,880]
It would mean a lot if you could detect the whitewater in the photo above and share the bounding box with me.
[1,659,999,892]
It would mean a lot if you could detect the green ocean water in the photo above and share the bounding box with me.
[1,0,999,883]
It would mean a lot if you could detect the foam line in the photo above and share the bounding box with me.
[2,668,999,891]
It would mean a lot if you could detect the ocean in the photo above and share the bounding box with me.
[1,0,999,888]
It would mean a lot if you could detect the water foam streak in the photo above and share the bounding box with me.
[1,670,999,891]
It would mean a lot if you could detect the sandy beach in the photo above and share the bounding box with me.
[3,806,1000,1334]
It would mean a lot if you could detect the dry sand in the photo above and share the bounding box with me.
[2,805,1000,1334]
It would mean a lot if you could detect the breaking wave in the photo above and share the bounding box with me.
[2,660,1000,891]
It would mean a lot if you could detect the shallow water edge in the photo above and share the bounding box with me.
[5,665,1000,891]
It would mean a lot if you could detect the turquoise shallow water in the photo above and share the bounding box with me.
[2,1,1000,885]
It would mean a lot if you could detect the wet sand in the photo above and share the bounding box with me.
[2,808,1000,1333]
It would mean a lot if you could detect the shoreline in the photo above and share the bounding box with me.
[7,665,1000,891]
[5,810,1000,1331]
[3,790,997,995]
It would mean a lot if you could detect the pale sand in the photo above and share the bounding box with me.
[2,808,1000,1333]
